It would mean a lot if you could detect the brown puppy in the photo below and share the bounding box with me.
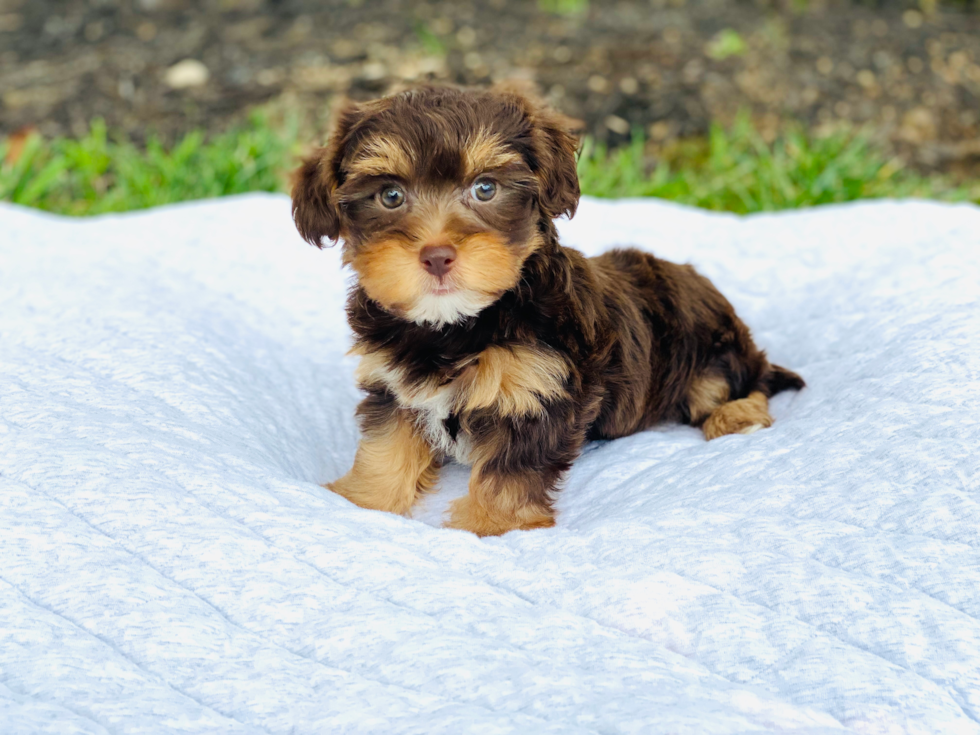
[291,85,804,536]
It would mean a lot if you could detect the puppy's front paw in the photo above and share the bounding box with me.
[326,407,440,515]
[446,494,555,537]
[325,474,414,515]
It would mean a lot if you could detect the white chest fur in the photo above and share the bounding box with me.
[352,348,473,463]
[397,379,472,463]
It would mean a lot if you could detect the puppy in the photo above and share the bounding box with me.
[291,85,804,536]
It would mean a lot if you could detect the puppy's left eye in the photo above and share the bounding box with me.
[471,179,497,202]
[379,186,406,209]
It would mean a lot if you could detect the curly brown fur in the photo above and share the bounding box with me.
[291,84,805,537]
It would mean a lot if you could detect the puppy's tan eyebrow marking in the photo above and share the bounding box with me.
[347,136,413,179]
[463,129,523,179]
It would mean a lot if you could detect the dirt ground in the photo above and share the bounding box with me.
[2,0,979,175]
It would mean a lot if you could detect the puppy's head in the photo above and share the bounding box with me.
[291,85,580,327]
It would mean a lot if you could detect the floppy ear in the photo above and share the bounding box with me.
[290,103,365,248]
[496,83,582,220]
[530,104,581,220]
[291,150,340,247]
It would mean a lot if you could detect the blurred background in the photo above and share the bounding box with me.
[2,0,979,214]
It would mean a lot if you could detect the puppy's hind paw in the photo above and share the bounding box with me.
[702,391,773,441]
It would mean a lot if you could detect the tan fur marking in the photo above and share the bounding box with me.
[347,136,412,179]
[457,344,569,417]
[351,345,397,388]
[462,129,523,179]
[351,345,445,405]
[354,341,567,419]
[351,231,540,323]
[446,473,555,536]
[702,391,773,440]
[328,410,437,515]
[350,238,425,313]
[453,231,532,296]
[688,374,730,424]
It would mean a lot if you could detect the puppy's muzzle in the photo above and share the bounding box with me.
[419,245,457,278]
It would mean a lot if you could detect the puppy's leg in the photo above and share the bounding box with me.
[446,416,579,536]
[688,372,775,440]
[329,392,438,515]
[448,468,557,537]
[688,373,731,425]
[702,391,773,440]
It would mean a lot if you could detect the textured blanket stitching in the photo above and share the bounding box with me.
[0,573,269,734]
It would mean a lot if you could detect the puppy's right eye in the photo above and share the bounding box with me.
[471,179,497,202]
[379,186,405,209]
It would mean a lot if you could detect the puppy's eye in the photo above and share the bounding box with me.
[471,179,497,202]
[379,186,405,209]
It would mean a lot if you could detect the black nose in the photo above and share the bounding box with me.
[419,245,457,278]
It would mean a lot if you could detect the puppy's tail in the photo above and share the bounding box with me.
[758,363,806,398]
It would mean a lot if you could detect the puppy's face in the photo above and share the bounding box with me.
[291,86,580,327]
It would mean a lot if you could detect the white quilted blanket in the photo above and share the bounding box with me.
[1,194,978,735]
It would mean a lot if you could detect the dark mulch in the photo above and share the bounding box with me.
[2,0,979,174]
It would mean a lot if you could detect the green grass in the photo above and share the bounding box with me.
[578,116,979,213]
[2,111,977,217]
[0,112,298,217]
[414,22,448,57]
[537,0,590,15]
[705,29,748,61]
